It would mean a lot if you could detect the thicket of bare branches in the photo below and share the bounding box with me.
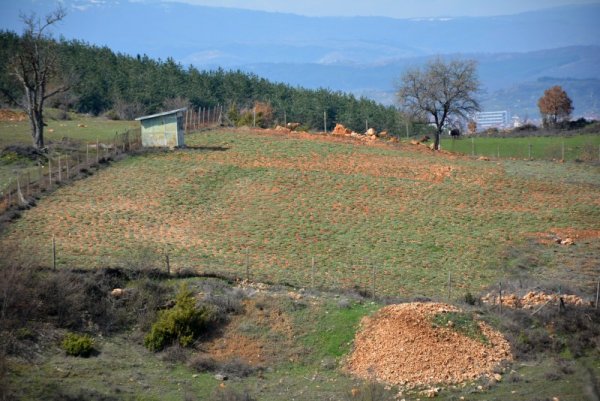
[9,6,69,149]
[397,58,480,150]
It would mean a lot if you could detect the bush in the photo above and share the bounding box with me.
[220,357,257,378]
[464,291,479,305]
[144,284,215,351]
[188,354,219,372]
[62,333,94,357]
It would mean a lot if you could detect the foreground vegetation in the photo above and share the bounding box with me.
[1,264,598,401]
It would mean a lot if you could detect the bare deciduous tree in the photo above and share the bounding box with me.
[10,6,68,149]
[397,58,480,150]
[537,85,573,128]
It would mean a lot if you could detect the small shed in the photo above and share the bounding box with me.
[135,108,186,148]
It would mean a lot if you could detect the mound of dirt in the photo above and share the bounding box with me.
[345,303,512,389]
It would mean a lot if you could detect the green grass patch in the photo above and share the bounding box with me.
[431,311,489,345]
[299,300,379,360]
[441,134,600,161]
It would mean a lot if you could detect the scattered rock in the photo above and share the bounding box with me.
[333,123,352,136]
[477,156,490,161]
[560,237,574,246]
[274,125,290,132]
[481,291,586,309]
[421,387,440,398]
[214,374,228,381]
[110,288,125,298]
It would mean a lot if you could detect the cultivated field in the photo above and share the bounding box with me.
[2,128,599,299]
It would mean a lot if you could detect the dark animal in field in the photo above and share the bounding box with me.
[450,128,461,138]
[419,135,430,143]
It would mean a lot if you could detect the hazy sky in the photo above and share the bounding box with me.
[0,0,598,20]
[159,0,600,18]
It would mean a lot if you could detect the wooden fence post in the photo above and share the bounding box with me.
[448,271,452,301]
[311,256,315,289]
[499,282,503,314]
[471,137,475,156]
[245,248,250,282]
[38,164,42,189]
[594,280,600,309]
[52,234,56,271]
[48,158,52,187]
[58,155,62,183]
[528,143,532,159]
[372,262,376,299]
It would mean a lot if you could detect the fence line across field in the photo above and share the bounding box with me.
[445,136,600,162]
[0,128,142,214]
[16,235,597,308]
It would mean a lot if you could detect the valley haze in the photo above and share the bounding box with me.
[1,0,599,118]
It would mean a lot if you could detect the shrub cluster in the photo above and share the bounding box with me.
[62,332,94,357]
[144,284,216,351]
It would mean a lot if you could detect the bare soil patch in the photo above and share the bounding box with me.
[345,303,512,389]
[0,109,26,122]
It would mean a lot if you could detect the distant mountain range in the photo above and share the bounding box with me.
[1,1,600,117]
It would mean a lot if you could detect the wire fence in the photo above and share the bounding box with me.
[0,128,142,215]
[184,105,224,132]
[4,233,597,310]
[440,136,600,162]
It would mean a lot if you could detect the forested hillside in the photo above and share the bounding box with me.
[0,30,402,133]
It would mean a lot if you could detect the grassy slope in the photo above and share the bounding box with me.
[0,110,137,148]
[2,129,599,298]
[0,109,137,192]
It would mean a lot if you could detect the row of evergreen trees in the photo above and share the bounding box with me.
[0,30,404,134]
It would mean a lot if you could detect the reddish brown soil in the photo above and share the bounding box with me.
[345,303,512,389]
[200,297,294,366]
